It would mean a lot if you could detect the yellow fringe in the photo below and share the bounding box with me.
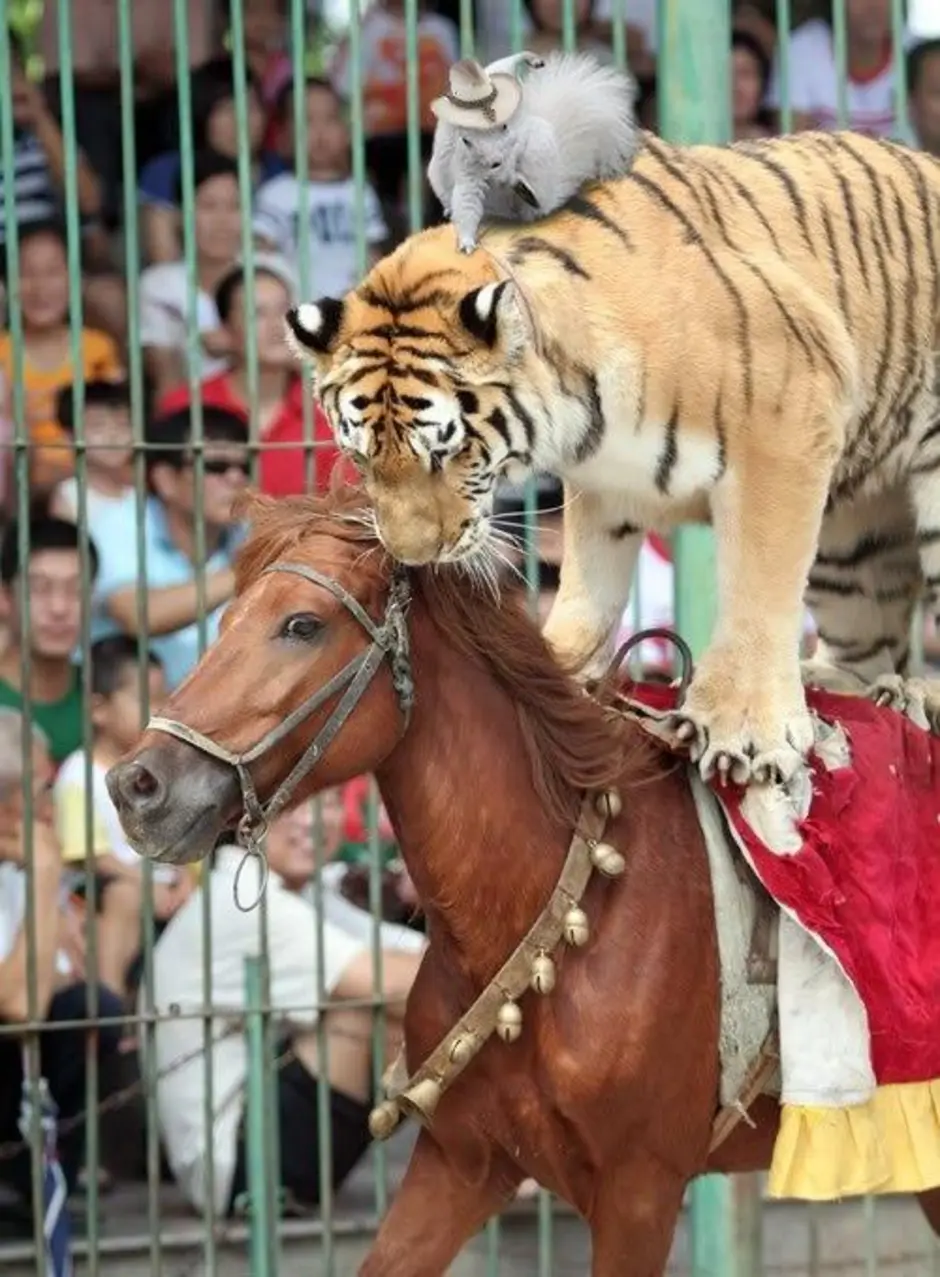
[768,1080,940,1200]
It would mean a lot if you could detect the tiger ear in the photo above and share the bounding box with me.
[284,300,345,368]
[458,281,527,356]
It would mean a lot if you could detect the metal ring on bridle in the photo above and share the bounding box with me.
[598,628,695,706]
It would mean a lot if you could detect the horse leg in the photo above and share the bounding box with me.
[917,1188,940,1238]
[358,1129,515,1277]
[589,1154,687,1277]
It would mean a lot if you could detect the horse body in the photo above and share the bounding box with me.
[104,488,940,1275]
[369,604,721,1273]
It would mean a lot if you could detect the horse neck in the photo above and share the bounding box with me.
[374,608,570,985]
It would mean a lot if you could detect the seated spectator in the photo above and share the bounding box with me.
[0,514,93,766]
[150,796,426,1218]
[49,379,133,525]
[0,221,123,494]
[54,638,191,998]
[732,29,775,139]
[0,56,127,347]
[158,254,352,495]
[767,0,900,136]
[329,0,458,224]
[0,707,124,1236]
[909,37,940,155]
[90,406,247,690]
[139,151,243,402]
[253,77,389,296]
[139,56,286,265]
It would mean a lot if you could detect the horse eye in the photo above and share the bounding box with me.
[280,613,323,643]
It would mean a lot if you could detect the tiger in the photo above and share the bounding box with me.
[284,128,940,788]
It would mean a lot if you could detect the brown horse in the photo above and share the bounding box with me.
[105,487,940,1276]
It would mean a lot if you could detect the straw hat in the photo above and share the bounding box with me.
[430,58,522,131]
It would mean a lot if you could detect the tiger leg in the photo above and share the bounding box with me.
[803,484,920,690]
[541,485,644,680]
[674,453,833,786]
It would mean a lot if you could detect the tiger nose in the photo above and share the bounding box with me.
[375,510,444,565]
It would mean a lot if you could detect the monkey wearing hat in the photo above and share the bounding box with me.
[427,49,639,254]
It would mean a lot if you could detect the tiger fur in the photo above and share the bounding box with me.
[284,128,940,787]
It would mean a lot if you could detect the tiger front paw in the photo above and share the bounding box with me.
[673,653,815,787]
[868,674,940,734]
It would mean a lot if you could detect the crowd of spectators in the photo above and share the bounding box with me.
[0,0,937,1250]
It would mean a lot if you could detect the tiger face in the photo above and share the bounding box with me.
[284,256,539,566]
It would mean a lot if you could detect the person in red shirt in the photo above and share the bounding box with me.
[157,252,353,496]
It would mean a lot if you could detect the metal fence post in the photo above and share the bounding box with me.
[657,2,761,1275]
[244,955,275,1277]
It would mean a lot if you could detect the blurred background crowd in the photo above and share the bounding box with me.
[0,0,938,1254]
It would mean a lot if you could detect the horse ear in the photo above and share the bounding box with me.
[458,281,526,353]
[284,299,345,363]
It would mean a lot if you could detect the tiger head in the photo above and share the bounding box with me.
[284,231,540,566]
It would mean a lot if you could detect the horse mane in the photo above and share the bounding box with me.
[233,485,657,828]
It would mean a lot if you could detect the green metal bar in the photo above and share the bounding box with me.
[53,2,104,1269]
[115,3,164,1271]
[288,0,317,491]
[228,0,261,475]
[365,780,389,1223]
[459,0,476,59]
[832,0,849,130]
[347,0,368,282]
[404,0,424,233]
[312,805,337,1276]
[0,10,41,1255]
[775,0,793,133]
[659,1,757,1273]
[171,8,217,1275]
[891,0,911,143]
[610,0,627,71]
[561,0,577,52]
[244,956,275,1277]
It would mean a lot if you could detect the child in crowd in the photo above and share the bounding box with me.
[909,38,940,155]
[49,379,133,525]
[54,637,193,998]
[0,221,123,494]
[138,56,287,265]
[253,78,389,297]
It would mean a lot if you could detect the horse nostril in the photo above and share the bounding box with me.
[113,760,165,811]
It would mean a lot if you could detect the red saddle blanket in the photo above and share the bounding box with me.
[623,680,940,1087]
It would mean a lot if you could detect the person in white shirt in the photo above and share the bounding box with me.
[139,150,244,401]
[150,791,425,1218]
[766,0,902,137]
[253,78,389,298]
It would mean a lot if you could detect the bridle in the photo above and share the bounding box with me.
[146,561,415,909]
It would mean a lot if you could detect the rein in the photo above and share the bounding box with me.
[146,560,414,910]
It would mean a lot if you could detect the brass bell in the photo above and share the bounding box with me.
[590,841,626,877]
[563,906,590,947]
[531,952,557,994]
[595,789,623,819]
[496,1000,523,1043]
[368,1099,402,1141]
[449,1034,477,1066]
[402,1078,442,1119]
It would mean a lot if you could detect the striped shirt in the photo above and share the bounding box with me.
[0,131,57,244]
